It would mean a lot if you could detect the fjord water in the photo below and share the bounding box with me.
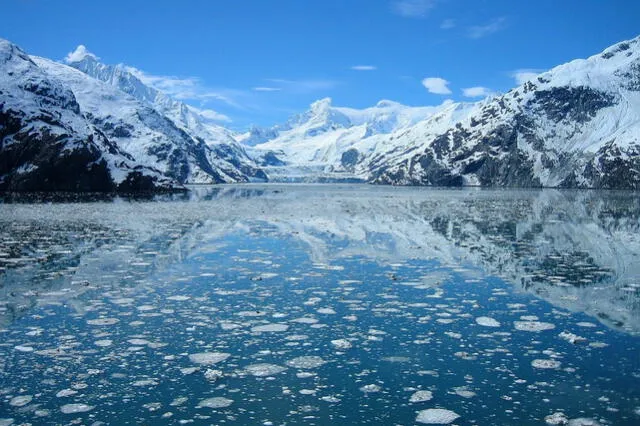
[0,185,638,425]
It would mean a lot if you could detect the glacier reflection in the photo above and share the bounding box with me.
[1,185,639,333]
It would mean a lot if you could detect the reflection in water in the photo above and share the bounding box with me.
[1,185,638,333]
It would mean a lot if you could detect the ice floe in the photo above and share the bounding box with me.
[189,352,231,365]
[60,403,94,414]
[197,397,234,409]
[531,359,562,369]
[514,321,556,332]
[285,356,326,369]
[475,316,501,327]
[245,363,288,377]
[415,408,461,424]
[409,390,433,402]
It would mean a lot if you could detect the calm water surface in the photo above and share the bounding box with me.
[0,185,639,425]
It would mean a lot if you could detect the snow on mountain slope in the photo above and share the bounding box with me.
[0,39,178,192]
[33,56,238,184]
[64,46,266,183]
[245,97,456,180]
[370,36,640,189]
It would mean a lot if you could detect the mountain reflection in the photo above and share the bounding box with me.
[1,185,639,333]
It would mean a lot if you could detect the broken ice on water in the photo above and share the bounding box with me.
[0,186,639,425]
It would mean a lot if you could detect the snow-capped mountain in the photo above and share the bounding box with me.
[245,36,640,189]
[370,37,640,188]
[63,46,266,183]
[243,97,456,181]
[0,39,177,192]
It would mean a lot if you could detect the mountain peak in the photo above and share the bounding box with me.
[310,97,333,113]
[65,45,99,64]
[375,99,401,108]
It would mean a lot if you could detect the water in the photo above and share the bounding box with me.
[0,185,639,425]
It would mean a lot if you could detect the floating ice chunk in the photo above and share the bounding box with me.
[189,352,230,365]
[60,403,94,414]
[245,364,287,377]
[476,317,501,327]
[56,389,78,398]
[94,339,113,347]
[416,408,460,424]
[132,379,159,387]
[87,318,119,326]
[251,323,289,333]
[9,395,32,407]
[180,367,199,375]
[291,317,318,324]
[409,390,433,402]
[453,387,476,398]
[167,295,190,301]
[317,308,336,315]
[360,384,382,393]
[558,331,587,344]
[170,397,188,406]
[197,397,234,409]
[514,321,555,332]
[220,322,242,330]
[531,359,562,369]
[331,339,352,350]
[576,322,597,328]
[567,418,601,426]
[545,412,569,425]
[128,339,151,346]
[14,345,34,352]
[320,395,341,403]
[299,389,316,395]
[382,356,411,363]
[285,356,326,369]
[204,369,223,382]
[0,419,13,426]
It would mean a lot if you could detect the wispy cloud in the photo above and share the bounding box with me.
[391,0,437,18]
[351,65,377,71]
[422,77,452,95]
[468,17,507,39]
[462,86,494,98]
[265,78,340,94]
[440,19,455,30]
[253,87,281,92]
[187,106,232,123]
[510,68,545,85]
[126,66,243,108]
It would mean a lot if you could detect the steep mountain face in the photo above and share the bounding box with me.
[64,46,266,183]
[370,37,640,189]
[243,98,452,181]
[0,39,177,192]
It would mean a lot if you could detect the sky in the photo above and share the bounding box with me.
[2,0,640,130]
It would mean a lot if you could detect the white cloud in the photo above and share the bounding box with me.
[188,106,232,123]
[468,17,507,39]
[65,45,99,63]
[422,77,452,95]
[351,65,377,71]
[510,68,545,85]
[253,87,281,92]
[391,0,437,18]
[462,86,493,98]
[440,19,455,29]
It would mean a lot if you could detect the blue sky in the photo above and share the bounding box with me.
[3,0,640,129]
